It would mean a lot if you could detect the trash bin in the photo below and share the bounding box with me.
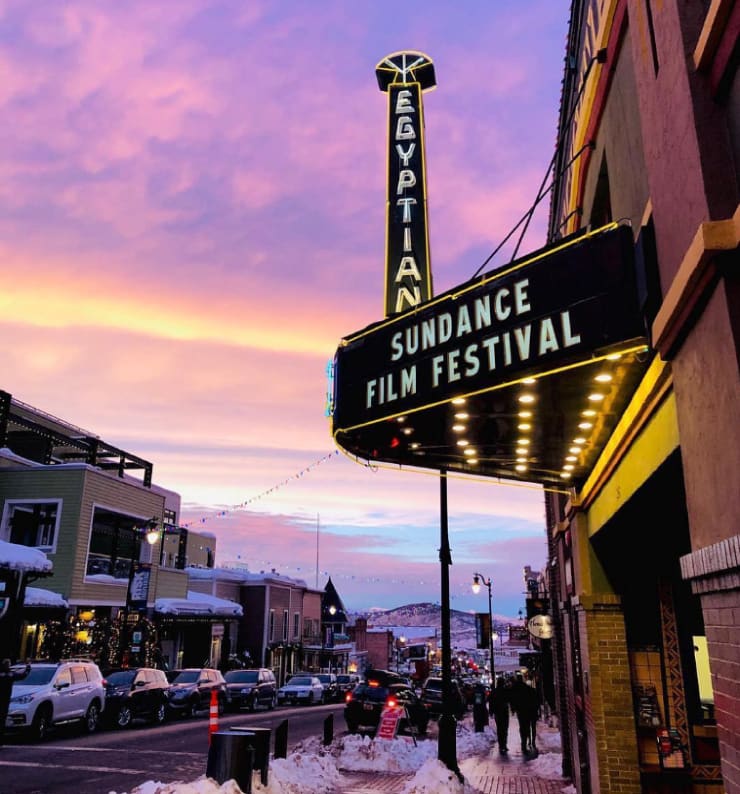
[206,730,256,792]
[229,726,272,785]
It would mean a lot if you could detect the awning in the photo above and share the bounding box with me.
[0,540,53,574]
[24,586,68,608]
[330,223,651,489]
[154,590,243,617]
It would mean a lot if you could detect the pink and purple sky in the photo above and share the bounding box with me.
[1,1,569,616]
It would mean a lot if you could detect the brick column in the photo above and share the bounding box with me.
[681,534,740,794]
[573,594,642,794]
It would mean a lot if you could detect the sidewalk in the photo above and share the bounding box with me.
[331,716,568,794]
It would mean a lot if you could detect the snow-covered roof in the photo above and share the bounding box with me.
[0,447,42,467]
[0,540,53,573]
[185,565,250,583]
[24,586,68,608]
[154,590,243,617]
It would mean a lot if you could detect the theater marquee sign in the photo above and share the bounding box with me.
[376,51,436,317]
[331,223,650,487]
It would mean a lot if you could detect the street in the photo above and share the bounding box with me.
[0,702,347,794]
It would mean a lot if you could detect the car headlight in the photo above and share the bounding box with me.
[11,694,35,704]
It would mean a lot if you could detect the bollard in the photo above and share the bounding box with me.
[208,689,220,745]
[229,726,271,785]
[274,719,289,759]
[323,713,334,746]
[206,731,254,793]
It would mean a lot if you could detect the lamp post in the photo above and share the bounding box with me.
[472,573,495,683]
[396,634,406,672]
[322,603,336,673]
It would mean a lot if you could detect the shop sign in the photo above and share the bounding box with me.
[127,562,152,611]
[333,224,644,431]
[527,615,553,640]
[377,706,402,739]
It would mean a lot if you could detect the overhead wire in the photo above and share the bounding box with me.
[472,48,606,280]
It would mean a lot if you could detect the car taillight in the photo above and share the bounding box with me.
[101,678,107,687]
[386,697,397,709]
[345,691,353,703]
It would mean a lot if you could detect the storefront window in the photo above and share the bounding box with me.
[1,499,61,551]
[85,507,142,581]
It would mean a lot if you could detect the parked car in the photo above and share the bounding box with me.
[344,674,429,737]
[103,667,171,728]
[336,673,361,698]
[276,675,325,706]
[223,668,277,711]
[166,668,225,717]
[314,672,339,703]
[6,660,106,741]
[420,676,466,718]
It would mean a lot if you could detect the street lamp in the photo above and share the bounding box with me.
[396,635,406,672]
[472,573,495,683]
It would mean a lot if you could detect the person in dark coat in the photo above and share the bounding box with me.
[488,677,511,754]
[509,673,540,754]
[0,659,30,747]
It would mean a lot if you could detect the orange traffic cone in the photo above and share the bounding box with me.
[208,688,219,744]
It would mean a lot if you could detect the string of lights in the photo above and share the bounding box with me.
[223,556,497,602]
[181,450,340,528]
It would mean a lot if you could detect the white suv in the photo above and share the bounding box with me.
[7,660,106,741]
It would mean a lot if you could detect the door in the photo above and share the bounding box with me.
[69,665,94,718]
[51,667,73,721]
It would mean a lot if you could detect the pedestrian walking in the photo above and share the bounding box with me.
[509,673,540,754]
[0,658,30,747]
[488,677,511,754]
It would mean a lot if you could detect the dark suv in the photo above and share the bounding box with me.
[166,668,225,717]
[420,676,466,719]
[344,670,428,737]
[103,667,170,728]
[223,668,277,711]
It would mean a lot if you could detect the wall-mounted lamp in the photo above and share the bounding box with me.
[144,517,161,546]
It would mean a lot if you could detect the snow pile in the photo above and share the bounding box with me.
[119,778,241,794]
[335,734,438,772]
[252,749,343,794]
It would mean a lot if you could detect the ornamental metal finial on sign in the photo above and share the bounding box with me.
[375,51,437,91]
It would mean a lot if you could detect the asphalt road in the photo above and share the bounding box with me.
[0,701,347,794]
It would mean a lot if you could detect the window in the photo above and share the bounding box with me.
[269,609,275,642]
[1,500,61,552]
[293,612,300,640]
[283,610,289,642]
[85,506,147,582]
[55,667,72,688]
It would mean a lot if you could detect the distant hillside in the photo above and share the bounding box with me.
[351,602,514,627]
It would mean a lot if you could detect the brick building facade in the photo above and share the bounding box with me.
[546,2,739,793]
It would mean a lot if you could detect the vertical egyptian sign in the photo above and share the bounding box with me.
[376,52,436,317]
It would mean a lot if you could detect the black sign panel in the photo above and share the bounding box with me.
[127,562,152,611]
[384,82,433,316]
[475,612,491,650]
[334,224,643,432]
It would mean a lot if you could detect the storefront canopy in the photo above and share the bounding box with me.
[154,590,243,617]
[330,223,651,489]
